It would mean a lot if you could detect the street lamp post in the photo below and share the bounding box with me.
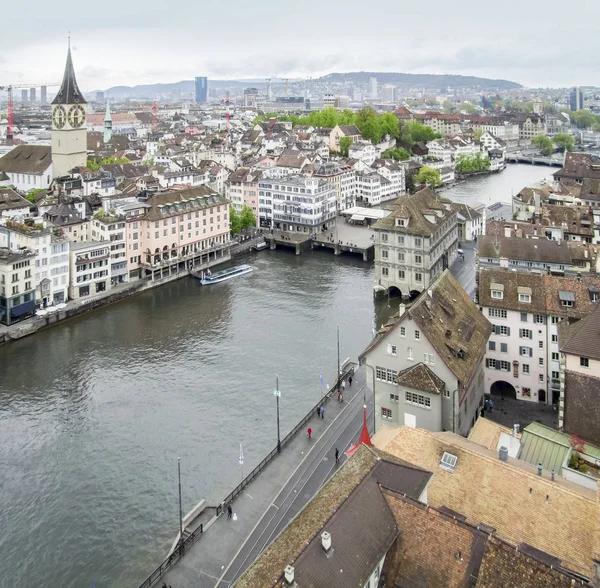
[337,324,341,394]
[177,457,184,556]
[274,376,281,453]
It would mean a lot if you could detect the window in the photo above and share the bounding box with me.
[562,299,574,308]
[398,252,405,262]
[489,341,496,351]
[538,341,543,349]
[405,390,431,409]
[386,343,397,356]
[500,343,507,353]
[390,393,399,402]
[551,316,560,324]
[424,353,435,365]
[551,352,559,361]
[552,334,558,343]
[520,312,528,322]
[520,346,532,357]
[494,325,510,336]
[539,357,544,366]
[534,314,545,324]
[443,390,451,398]
[500,361,510,371]
[414,330,420,340]
[381,250,389,259]
[382,267,389,277]
[539,374,544,382]
[519,329,532,339]
[491,290,503,299]
[415,254,422,265]
[486,358,496,369]
[398,235,404,245]
[488,308,507,319]
[440,452,457,471]
[519,293,531,303]
[522,364,530,374]
[381,407,392,420]
[415,272,422,283]
[398,269,405,280]
[407,347,413,360]
[381,233,388,242]
[581,357,590,368]
[552,371,560,380]
[376,366,398,383]
[415,237,422,247]
[400,326,406,337]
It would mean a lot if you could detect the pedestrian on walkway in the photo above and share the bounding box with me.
[349,376,353,387]
[342,379,346,394]
[320,406,324,419]
[316,405,320,418]
[335,448,339,464]
[489,399,494,412]
[227,505,232,519]
[307,427,312,439]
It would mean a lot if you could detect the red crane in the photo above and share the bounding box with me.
[0,82,59,141]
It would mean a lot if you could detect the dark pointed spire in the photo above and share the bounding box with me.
[52,40,87,105]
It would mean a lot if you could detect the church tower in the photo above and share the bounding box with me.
[103,99,112,144]
[51,41,88,178]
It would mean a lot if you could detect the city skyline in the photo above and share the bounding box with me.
[1,0,600,90]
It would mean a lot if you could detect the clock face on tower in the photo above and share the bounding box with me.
[67,105,86,128]
[53,105,67,129]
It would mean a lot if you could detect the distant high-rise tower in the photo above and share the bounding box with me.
[570,87,584,111]
[52,39,88,177]
[381,84,396,103]
[104,99,112,144]
[96,91,105,102]
[195,77,208,103]
[369,77,378,99]
[41,86,47,104]
[21,89,28,102]
[30,88,36,102]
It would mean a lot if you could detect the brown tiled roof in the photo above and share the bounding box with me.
[382,492,581,587]
[540,204,594,236]
[560,302,600,360]
[374,426,598,578]
[144,186,228,221]
[467,417,515,452]
[477,234,572,265]
[0,145,52,175]
[543,274,600,319]
[486,219,539,239]
[373,188,454,237]
[563,371,600,446]
[553,152,600,181]
[409,270,492,384]
[338,125,362,136]
[237,446,431,588]
[478,268,546,313]
[276,152,308,168]
[0,188,30,211]
[396,362,446,394]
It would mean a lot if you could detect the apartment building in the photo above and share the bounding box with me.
[69,241,111,299]
[0,248,36,325]
[356,161,405,207]
[258,176,336,232]
[478,267,600,405]
[91,214,128,286]
[313,162,356,211]
[139,186,231,281]
[359,270,492,435]
[372,188,458,297]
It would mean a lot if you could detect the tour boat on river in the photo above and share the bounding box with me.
[194,264,253,285]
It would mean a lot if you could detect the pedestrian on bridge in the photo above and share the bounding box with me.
[335,448,339,464]
[307,427,312,439]
[349,376,353,387]
[227,505,232,519]
[320,406,324,419]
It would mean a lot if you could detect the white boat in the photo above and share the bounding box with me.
[196,264,253,285]
[254,241,267,251]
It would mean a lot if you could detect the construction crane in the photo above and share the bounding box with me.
[0,82,59,140]
[283,78,289,97]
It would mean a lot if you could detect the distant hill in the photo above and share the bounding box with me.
[99,71,521,98]
[320,71,522,90]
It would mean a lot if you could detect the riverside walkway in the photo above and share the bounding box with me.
[157,367,372,588]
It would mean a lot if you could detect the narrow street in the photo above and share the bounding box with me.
[449,241,477,298]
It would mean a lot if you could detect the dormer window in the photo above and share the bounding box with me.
[396,218,407,227]
[491,290,503,299]
[559,290,574,307]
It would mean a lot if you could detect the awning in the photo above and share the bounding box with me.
[559,290,575,302]
[350,214,366,222]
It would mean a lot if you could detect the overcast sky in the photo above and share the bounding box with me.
[2,0,599,91]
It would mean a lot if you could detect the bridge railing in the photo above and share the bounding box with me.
[137,361,357,588]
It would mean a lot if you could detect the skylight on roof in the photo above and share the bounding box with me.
[440,452,457,472]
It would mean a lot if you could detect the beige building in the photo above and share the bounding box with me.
[373,188,458,298]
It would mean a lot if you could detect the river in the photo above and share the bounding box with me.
[0,164,550,588]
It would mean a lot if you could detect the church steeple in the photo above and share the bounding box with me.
[52,39,87,105]
[104,99,112,144]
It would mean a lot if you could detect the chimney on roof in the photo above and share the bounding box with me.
[284,565,295,585]
[398,303,406,317]
[427,289,433,298]
[499,446,508,461]
[321,531,332,552]
[513,424,519,437]
[445,329,452,338]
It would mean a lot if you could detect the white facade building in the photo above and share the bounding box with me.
[69,241,111,299]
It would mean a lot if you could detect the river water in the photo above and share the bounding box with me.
[0,164,549,588]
